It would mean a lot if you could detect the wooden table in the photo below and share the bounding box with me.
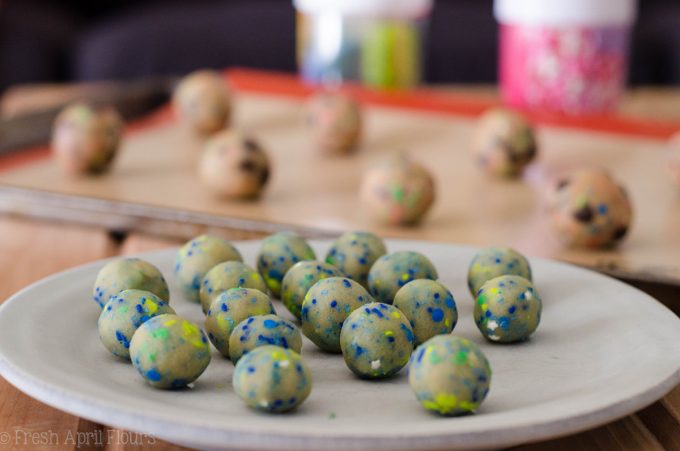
[0,81,678,450]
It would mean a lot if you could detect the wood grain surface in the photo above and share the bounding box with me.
[1,92,679,289]
[0,224,677,450]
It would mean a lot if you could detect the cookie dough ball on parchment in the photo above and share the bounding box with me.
[307,90,363,155]
[473,108,537,178]
[547,168,632,248]
[359,154,435,225]
[199,130,271,199]
[173,70,231,134]
[51,102,123,175]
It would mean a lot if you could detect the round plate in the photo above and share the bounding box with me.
[0,240,678,450]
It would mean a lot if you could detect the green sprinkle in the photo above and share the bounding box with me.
[152,328,169,340]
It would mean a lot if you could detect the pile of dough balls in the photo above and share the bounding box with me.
[51,102,123,175]
[173,70,231,134]
[306,90,363,155]
[199,130,271,199]
[473,108,538,178]
[360,154,436,225]
[547,168,632,248]
[92,231,546,417]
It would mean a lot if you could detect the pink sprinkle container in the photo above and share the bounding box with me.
[495,0,638,115]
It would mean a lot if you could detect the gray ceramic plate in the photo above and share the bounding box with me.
[0,240,678,450]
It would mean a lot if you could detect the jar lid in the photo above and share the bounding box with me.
[294,0,433,18]
[494,0,637,26]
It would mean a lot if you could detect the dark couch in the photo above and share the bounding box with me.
[1,0,679,93]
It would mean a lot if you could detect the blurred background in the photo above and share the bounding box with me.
[2,0,680,95]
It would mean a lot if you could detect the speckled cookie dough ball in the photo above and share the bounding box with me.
[325,231,387,289]
[393,280,457,346]
[467,247,532,297]
[52,103,123,175]
[301,277,372,353]
[474,275,542,343]
[548,168,632,248]
[173,70,231,134]
[199,130,271,199]
[367,251,438,304]
[280,261,342,319]
[667,132,680,185]
[205,288,275,358]
[257,232,316,297]
[233,345,312,413]
[93,258,169,309]
[174,235,243,303]
[473,108,537,178]
[409,335,492,416]
[307,91,362,155]
[130,314,211,389]
[199,261,268,314]
[98,289,175,359]
[360,155,436,225]
[229,314,302,364]
[340,302,414,379]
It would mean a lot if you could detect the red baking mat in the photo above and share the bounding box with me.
[3,68,679,172]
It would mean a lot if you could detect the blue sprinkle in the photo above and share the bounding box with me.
[509,305,517,314]
[431,308,444,322]
[330,300,338,308]
[247,366,256,373]
[485,310,492,318]
[342,279,351,288]
[355,345,365,356]
[221,303,228,312]
[146,369,162,382]
[446,297,455,309]
[263,319,278,329]
[498,316,510,330]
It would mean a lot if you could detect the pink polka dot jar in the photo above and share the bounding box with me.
[495,0,637,115]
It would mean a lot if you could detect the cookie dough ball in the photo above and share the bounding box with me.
[474,275,542,343]
[367,251,438,304]
[473,108,537,178]
[199,130,271,199]
[98,289,175,359]
[325,231,387,289]
[409,335,492,416]
[52,103,123,175]
[199,261,268,314]
[280,261,342,318]
[205,288,275,358]
[93,258,169,309]
[257,232,316,297]
[307,91,362,155]
[393,280,457,346]
[233,345,312,413]
[548,168,632,248]
[301,277,372,353]
[173,70,231,134]
[130,314,211,389]
[340,302,414,378]
[228,314,302,364]
[360,155,435,225]
[467,247,532,297]
[667,132,680,185]
[174,234,243,303]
